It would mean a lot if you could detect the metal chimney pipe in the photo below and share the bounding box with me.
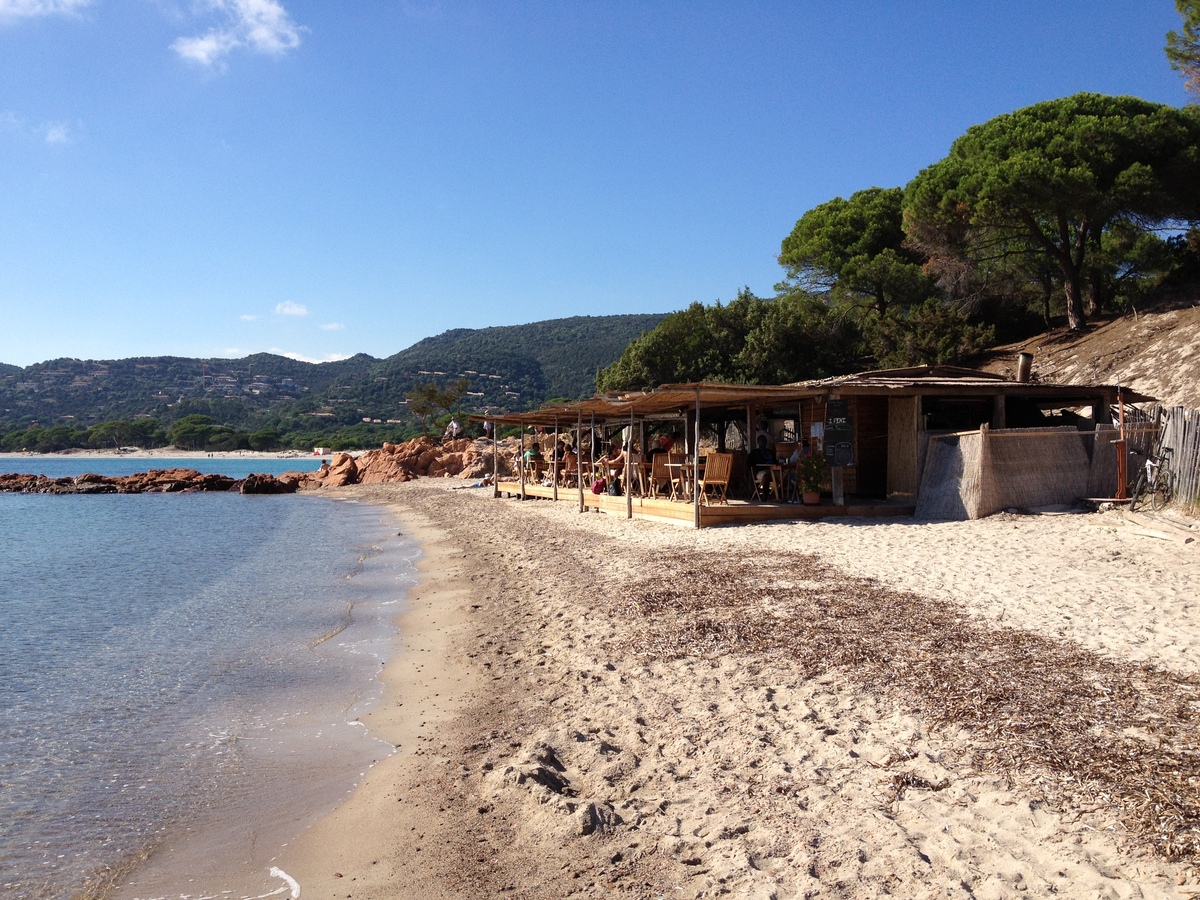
[1016,352,1033,383]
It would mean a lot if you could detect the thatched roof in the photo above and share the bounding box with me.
[472,366,1154,426]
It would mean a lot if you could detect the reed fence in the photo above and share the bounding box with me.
[1151,405,1200,514]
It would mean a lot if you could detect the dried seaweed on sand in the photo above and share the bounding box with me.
[617,552,1200,861]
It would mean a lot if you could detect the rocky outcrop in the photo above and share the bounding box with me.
[299,436,516,489]
[0,437,521,495]
[0,468,297,495]
[239,473,301,494]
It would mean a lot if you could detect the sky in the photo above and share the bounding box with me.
[0,1,1192,368]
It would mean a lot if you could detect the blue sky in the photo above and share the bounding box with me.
[0,1,1191,367]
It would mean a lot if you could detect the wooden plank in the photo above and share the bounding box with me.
[1122,509,1197,538]
[1128,526,1195,545]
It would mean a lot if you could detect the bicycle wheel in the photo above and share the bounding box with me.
[1129,471,1148,511]
[1151,474,1172,510]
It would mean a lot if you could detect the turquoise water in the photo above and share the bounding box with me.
[0,456,326,480]
[0,489,417,898]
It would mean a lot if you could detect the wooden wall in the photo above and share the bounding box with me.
[887,396,920,500]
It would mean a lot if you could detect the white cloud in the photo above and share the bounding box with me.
[273,300,307,316]
[172,0,303,68]
[1,112,80,147]
[43,121,70,144]
[320,322,344,331]
[239,313,259,321]
[269,348,351,364]
[0,0,91,22]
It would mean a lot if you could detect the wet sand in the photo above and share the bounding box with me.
[276,481,1200,898]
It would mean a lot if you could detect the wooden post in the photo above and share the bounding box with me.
[694,387,702,529]
[626,404,634,519]
[639,416,646,496]
[992,394,1006,429]
[1115,388,1127,499]
[552,417,559,502]
[491,415,499,498]
[577,409,585,512]
[519,419,527,500]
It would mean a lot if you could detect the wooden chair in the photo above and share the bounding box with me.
[648,453,672,497]
[667,452,689,501]
[751,462,786,501]
[699,452,733,505]
[559,456,580,487]
[524,458,547,483]
[626,452,645,496]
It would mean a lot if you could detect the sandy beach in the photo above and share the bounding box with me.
[272,481,1200,899]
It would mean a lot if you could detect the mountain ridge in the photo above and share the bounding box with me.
[0,313,666,431]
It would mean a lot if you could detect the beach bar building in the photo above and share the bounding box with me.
[479,365,1152,527]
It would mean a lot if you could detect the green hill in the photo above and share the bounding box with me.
[0,314,665,434]
[357,314,667,411]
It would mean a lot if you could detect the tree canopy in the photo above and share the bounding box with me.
[596,289,861,392]
[904,93,1200,330]
[778,187,935,316]
[1167,0,1200,99]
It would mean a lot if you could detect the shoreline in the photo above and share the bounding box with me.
[262,481,1200,898]
[273,497,486,897]
[0,449,346,460]
[91,494,414,900]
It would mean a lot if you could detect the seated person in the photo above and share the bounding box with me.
[646,434,675,458]
[602,440,626,490]
[786,439,813,464]
[560,444,578,480]
[523,442,544,465]
[748,434,776,491]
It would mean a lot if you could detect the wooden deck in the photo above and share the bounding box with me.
[494,479,914,527]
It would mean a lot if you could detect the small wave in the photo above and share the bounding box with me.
[307,602,354,648]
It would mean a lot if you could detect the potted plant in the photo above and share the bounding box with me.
[796,454,827,504]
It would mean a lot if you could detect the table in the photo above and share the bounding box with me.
[753,462,795,502]
[664,459,704,501]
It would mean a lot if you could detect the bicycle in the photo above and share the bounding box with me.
[1129,446,1174,511]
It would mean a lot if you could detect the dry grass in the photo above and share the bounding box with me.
[616,552,1200,861]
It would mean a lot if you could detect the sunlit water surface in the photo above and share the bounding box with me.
[0,479,416,899]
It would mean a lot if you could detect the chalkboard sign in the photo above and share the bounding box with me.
[823,399,855,466]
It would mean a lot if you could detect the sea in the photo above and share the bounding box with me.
[0,457,419,899]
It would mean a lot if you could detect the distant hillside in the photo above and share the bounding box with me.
[0,353,379,428]
[0,313,665,430]
[361,314,667,409]
[973,291,1200,410]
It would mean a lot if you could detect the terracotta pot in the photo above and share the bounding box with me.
[801,490,821,505]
